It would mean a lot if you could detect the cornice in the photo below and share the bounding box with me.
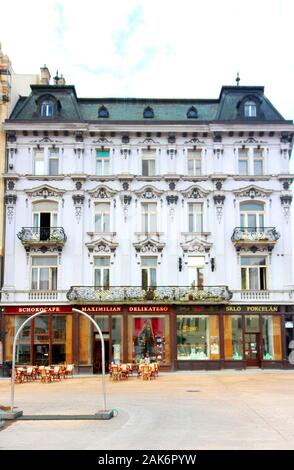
[5,121,294,133]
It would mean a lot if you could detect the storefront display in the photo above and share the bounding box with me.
[262,316,282,360]
[177,315,220,360]
[285,315,294,363]
[129,315,170,364]
[224,315,243,360]
[4,310,72,365]
[2,304,293,371]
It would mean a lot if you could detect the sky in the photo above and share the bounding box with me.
[0,0,294,121]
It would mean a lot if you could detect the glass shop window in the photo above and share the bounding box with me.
[224,315,243,360]
[177,315,220,360]
[263,316,282,360]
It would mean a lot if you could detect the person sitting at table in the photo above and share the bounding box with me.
[144,353,150,364]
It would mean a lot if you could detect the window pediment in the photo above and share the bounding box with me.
[134,185,163,199]
[133,238,165,254]
[88,185,117,199]
[180,236,212,253]
[25,184,65,199]
[86,237,118,253]
[233,185,272,199]
[181,185,209,199]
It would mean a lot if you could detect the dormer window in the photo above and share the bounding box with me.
[237,95,261,120]
[98,105,109,118]
[143,106,154,119]
[40,100,54,117]
[187,106,198,119]
[244,101,257,117]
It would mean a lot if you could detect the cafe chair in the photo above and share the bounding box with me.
[141,364,152,381]
[111,365,121,381]
[65,364,74,378]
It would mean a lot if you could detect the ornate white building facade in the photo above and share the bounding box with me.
[1,79,294,372]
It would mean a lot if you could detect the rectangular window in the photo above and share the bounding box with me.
[112,316,123,364]
[142,202,157,232]
[141,257,157,289]
[34,315,49,343]
[224,315,243,360]
[241,256,267,290]
[95,203,110,232]
[285,315,294,359]
[33,149,44,175]
[96,150,110,176]
[177,315,220,360]
[188,150,202,176]
[94,257,110,288]
[263,316,282,360]
[48,148,59,176]
[188,203,203,232]
[238,148,248,175]
[31,257,57,290]
[253,148,264,175]
[240,202,265,230]
[14,316,31,364]
[142,150,156,176]
[188,256,204,287]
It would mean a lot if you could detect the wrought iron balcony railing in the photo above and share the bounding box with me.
[17,227,67,244]
[231,227,280,243]
[66,285,232,303]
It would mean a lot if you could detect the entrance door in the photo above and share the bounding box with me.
[93,335,109,374]
[33,344,50,365]
[245,333,261,366]
[40,213,51,240]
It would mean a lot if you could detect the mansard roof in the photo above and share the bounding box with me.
[8,84,291,123]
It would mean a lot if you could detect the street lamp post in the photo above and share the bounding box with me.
[8,307,110,419]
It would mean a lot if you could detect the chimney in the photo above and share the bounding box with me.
[58,74,66,85]
[40,65,51,85]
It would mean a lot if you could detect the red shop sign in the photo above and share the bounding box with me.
[80,306,123,313]
[128,306,170,313]
[4,306,72,315]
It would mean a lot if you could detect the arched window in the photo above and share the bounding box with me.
[187,106,198,119]
[40,100,54,117]
[143,106,154,119]
[240,202,265,230]
[98,105,109,118]
[244,101,257,117]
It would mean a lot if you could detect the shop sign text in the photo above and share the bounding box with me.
[225,305,279,313]
[128,306,169,313]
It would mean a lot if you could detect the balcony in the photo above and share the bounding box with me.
[0,290,68,303]
[66,285,232,304]
[17,227,67,251]
[231,227,280,251]
[231,290,294,303]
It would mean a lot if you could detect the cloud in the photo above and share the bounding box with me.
[0,0,293,118]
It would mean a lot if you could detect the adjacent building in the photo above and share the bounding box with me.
[0,44,39,366]
[1,74,294,372]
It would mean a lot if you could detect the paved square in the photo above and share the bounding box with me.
[1,370,294,450]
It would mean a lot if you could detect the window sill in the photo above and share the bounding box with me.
[233,175,270,181]
[87,232,117,238]
[182,175,209,181]
[26,175,65,180]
